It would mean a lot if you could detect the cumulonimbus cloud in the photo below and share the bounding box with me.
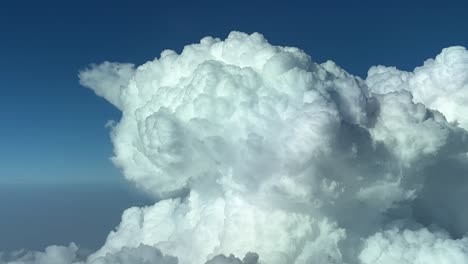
[4,32,468,264]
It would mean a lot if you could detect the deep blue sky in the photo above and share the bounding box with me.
[1,0,467,184]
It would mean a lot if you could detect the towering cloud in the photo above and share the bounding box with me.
[4,32,468,264]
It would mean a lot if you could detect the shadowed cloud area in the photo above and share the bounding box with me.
[3,32,468,264]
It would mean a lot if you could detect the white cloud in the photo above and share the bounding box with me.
[367,46,468,130]
[0,244,257,264]
[5,31,468,264]
[0,244,79,264]
[88,245,178,264]
[360,228,468,264]
[79,62,135,110]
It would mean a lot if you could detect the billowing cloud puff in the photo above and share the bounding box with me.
[89,245,178,264]
[360,228,468,264]
[0,244,256,264]
[367,46,468,130]
[205,252,258,264]
[0,244,79,264]
[5,32,468,264]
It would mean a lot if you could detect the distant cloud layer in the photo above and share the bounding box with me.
[4,32,468,264]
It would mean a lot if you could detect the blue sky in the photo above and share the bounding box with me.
[1,0,467,184]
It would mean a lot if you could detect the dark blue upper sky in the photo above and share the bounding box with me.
[1,0,468,184]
